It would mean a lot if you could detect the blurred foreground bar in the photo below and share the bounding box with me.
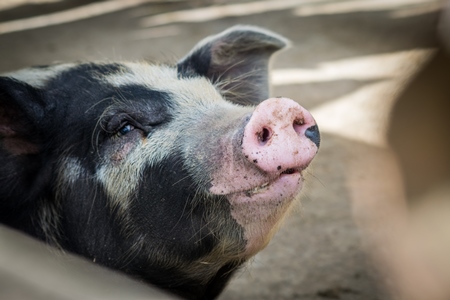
[389,0,450,200]
[0,225,176,300]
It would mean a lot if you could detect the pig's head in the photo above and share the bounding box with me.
[0,26,319,299]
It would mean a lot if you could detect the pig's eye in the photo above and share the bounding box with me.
[117,124,134,137]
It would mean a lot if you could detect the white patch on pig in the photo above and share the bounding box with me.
[104,62,228,110]
[58,156,85,185]
[46,156,87,249]
[95,125,182,217]
[37,197,63,248]
[3,63,75,88]
[95,144,149,215]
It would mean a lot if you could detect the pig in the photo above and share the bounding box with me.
[0,25,320,300]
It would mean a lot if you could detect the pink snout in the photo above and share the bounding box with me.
[242,97,319,174]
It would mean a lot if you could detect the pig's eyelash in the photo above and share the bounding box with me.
[91,97,115,153]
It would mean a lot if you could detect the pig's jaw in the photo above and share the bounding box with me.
[214,170,304,258]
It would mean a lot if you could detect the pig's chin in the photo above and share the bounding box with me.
[239,168,303,199]
[214,170,304,258]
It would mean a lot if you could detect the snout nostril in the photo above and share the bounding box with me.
[294,118,305,126]
[257,127,271,145]
[293,118,305,135]
[305,125,321,148]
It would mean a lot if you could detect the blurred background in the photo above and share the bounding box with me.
[1,0,449,299]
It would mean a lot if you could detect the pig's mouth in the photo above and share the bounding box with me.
[244,167,303,197]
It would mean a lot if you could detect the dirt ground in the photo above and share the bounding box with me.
[1,0,449,299]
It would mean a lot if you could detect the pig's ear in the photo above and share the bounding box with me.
[0,77,47,155]
[177,25,289,106]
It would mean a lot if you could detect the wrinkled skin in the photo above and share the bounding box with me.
[0,26,319,300]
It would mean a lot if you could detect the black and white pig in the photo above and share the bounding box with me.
[0,25,319,300]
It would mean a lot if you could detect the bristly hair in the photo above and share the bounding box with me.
[213,66,267,106]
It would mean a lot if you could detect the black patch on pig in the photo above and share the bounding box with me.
[57,176,126,262]
[41,65,171,159]
[100,85,172,134]
[117,154,245,299]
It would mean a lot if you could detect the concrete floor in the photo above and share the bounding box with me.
[0,0,448,299]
